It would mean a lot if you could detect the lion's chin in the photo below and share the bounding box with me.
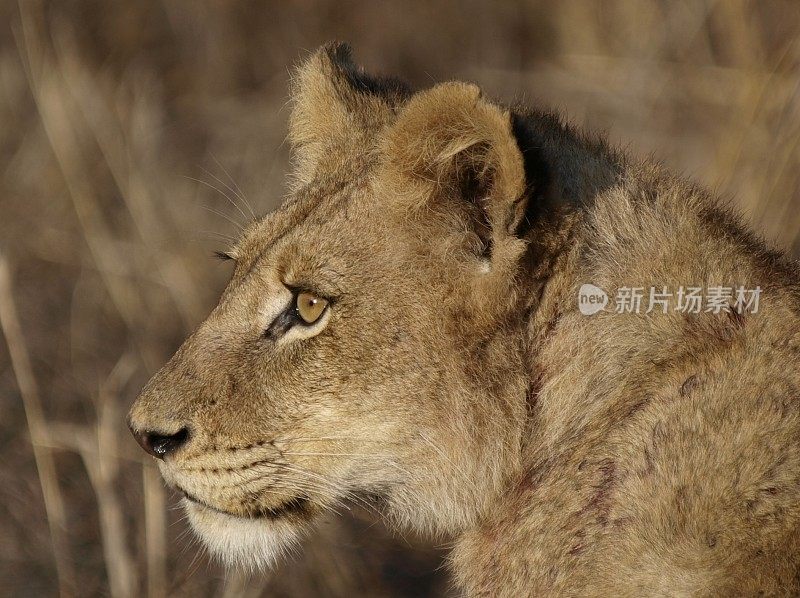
[184,499,304,570]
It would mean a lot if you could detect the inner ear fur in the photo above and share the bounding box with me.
[380,82,529,257]
[288,43,410,186]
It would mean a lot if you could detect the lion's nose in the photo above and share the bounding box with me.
[129,424,190,459]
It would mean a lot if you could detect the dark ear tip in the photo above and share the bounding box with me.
[318,42,412,101]
[323,41,354,71]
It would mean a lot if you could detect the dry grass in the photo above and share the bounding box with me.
[0,1,798,596]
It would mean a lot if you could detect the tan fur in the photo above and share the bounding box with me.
[128,44,800,595]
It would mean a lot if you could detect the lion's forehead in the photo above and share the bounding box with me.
[237,174,385,256]
[226,194,410,305]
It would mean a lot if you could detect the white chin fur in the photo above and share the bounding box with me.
[185,499,303,570]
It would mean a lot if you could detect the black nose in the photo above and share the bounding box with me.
[130,425,190,459]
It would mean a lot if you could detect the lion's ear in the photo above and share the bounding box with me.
[289,43,410,186]
[380,82,529,261]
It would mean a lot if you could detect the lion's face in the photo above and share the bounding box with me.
[128,44,532,567]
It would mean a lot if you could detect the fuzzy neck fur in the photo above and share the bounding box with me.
[447,121,800,594]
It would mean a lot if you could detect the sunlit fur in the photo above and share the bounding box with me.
[185,500,304,570]
[129,44,800,595]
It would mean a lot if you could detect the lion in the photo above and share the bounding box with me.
[128,43,800,596]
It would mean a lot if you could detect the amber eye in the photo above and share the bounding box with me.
[295,291,328,324]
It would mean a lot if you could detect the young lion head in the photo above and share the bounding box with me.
[128,43,540,568]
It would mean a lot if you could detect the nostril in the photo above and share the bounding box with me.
[131,426,190,459]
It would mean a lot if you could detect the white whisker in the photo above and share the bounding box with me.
[199,166,252,223]
[210,155,257,219]
[200,204,245,231]
[282,451,412,479]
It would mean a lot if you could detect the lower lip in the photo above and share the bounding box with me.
[182,490,309,521]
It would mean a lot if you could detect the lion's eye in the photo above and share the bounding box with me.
[295,291,328,324]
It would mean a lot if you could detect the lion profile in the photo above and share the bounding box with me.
[128,43,800,595]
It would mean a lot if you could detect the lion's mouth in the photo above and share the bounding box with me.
[179,487,310,521]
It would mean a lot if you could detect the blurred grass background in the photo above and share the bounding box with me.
[0,1,799,596]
